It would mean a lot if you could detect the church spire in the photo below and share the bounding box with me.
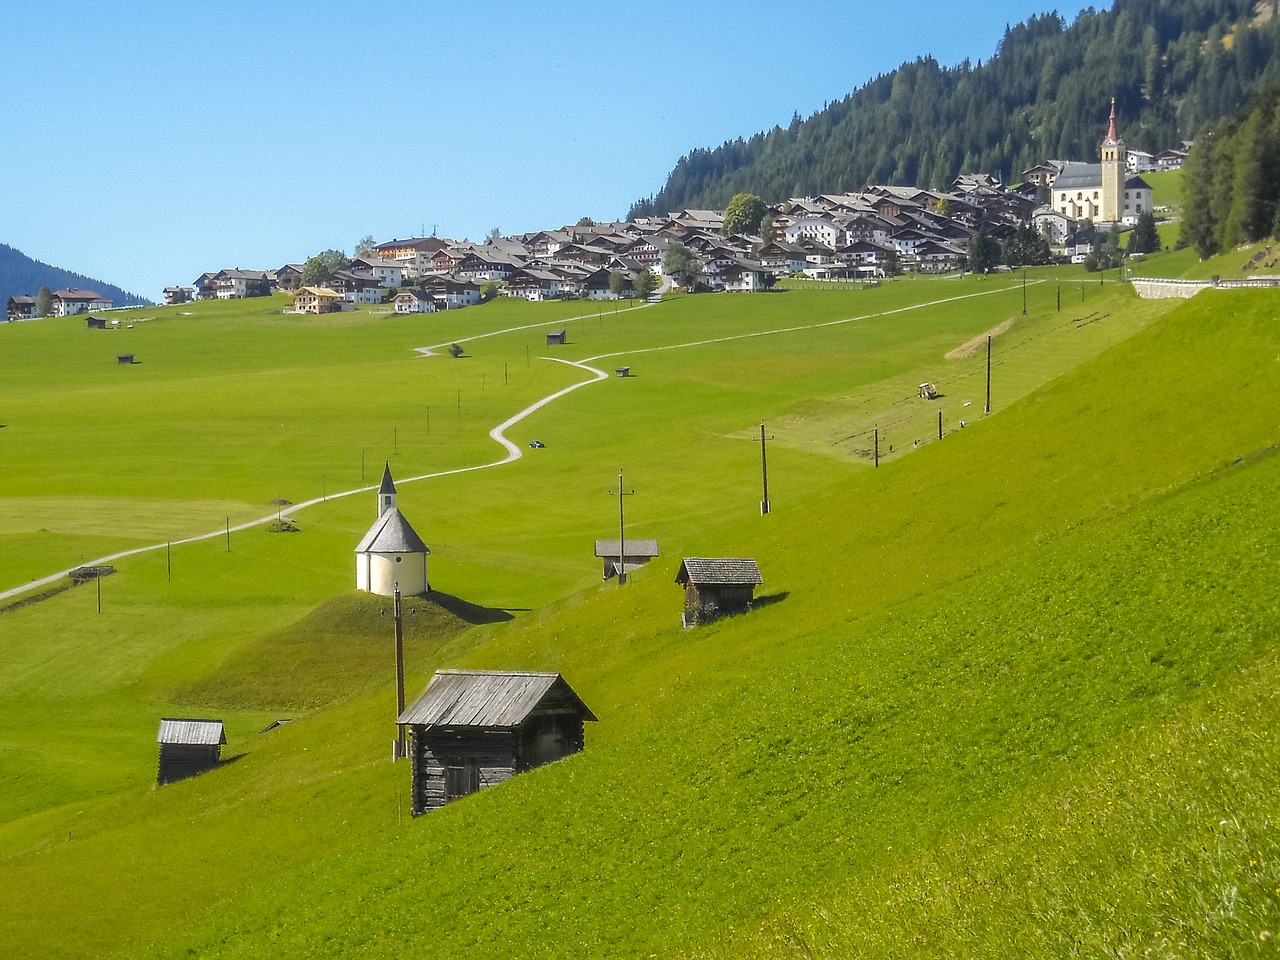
[378,461,397,517]
[1105,97,1120,144]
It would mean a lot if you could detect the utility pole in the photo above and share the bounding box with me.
[608,469,635,584]
[753,421,774,514]
[874,427,880,467]
[167,542,171,582]
[938,409,943,440]
[225,518,231,552]
[1022,267,1027,316]
[985,335,992,415]
[393,584,406,759]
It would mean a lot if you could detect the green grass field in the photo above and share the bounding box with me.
[0,269,1276,958]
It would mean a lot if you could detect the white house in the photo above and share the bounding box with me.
[784,216,846,249]
[51,288,113,315]
[350,256,405,288]
[355,464,429,597]
[393,290,437,314]
[1032,206,1073,245]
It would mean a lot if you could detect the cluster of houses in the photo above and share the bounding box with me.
[6,288,113,321]
[4,103,1188,327]
[177,106,1166,311]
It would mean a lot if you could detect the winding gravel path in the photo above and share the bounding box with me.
[1,280,1028,603]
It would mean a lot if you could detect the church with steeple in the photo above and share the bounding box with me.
[1051,99,1153,225]
[355,463,430,597]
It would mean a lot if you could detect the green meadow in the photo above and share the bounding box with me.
[0,255,1277,958]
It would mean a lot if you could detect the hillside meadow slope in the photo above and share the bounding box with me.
[0,279,1276,957]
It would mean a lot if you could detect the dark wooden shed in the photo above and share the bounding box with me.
[117,354,135,364]
[156,718,225,785]
[397,669,596,815]
[546,329,566,346]
[676,557,763,626]
[594,538,659,579]
[85,315,108,329]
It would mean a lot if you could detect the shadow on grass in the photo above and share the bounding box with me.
[752,591,790,610]
[426,589,519,625]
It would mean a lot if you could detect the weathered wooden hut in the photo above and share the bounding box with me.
[117,353,135,364]
[397,669,596,815]
[593,538,659,579]
[85,315,108,329]
[675,557,763,626]
[156,718,225,785]
[546,329,566,346]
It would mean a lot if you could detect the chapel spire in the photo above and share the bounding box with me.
[378,461,397,517]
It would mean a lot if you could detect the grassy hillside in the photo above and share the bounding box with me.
[0,273,1276,957]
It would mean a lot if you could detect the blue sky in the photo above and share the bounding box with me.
[1,1,1107,300]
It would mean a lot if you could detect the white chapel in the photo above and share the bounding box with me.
[355,463,429,596]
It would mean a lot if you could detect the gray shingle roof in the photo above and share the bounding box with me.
[397,669,597,726]
[355,508,429,554]
[594,539,659,558]
[676,557,763,586]
[1051,162,1103,190]
[157,718,226,745]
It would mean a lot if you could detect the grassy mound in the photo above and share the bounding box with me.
[175,592,474,711]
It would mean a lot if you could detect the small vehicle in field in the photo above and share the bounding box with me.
[918,382,939,400]
[529,439,545,448]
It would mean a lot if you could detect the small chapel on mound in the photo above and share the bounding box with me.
[355,463,429,596]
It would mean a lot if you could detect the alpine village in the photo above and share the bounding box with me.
[3,0,1280,957]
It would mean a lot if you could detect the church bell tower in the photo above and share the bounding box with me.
[1100,98,1126,223]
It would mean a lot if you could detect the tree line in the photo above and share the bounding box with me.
[1182,86,1280,257]
[630,0,1280,217]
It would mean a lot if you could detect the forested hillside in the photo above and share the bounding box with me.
[630,0,1280,216]
[1182,86,1280,255]
[0,244,150,310]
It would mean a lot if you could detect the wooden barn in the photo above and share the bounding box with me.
[546,329,566,346]
[676,557,763,626]
[593,538,659,579]
[85,315,108,329]
[156,718,225,785]
[397,670,596,815]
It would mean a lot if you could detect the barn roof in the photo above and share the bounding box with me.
[398,669,597,727]
[676,557,763,586]
[594,539,659,558]
[157,718,226,746]
[355,508,429,555]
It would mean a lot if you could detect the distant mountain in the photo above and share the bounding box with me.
[0,243,151,310]
[630,0,1280,216]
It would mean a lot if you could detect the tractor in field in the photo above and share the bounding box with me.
[918,382,939,400]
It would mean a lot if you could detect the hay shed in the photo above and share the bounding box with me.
[156,718,225,785]
[398,670,596,815]
[676,557,763,626]
[594,538,659,579]
[546,329,566,346]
